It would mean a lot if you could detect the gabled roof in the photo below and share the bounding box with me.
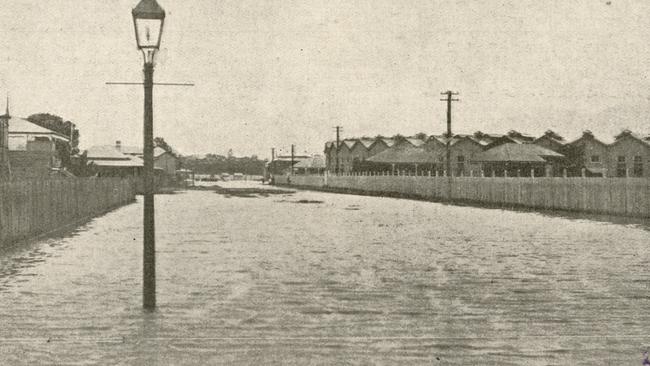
[154,147,170,157]
[381,138,395,147]
[567,130,608,146]
[358,139,375,148]
[426,135,447,146]
[427,134,484,147]
[342,140,356,149]
[534,130,566,145]
[405,138,425,147]
[452,135,485,147]
[367,146,440,164]
[472,132,503,145]
[473,143,564,163]
[7,116,70,140]
[506,130,535,143]
[612,129,650,147]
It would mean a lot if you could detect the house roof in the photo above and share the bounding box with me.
[86,145,146,167]
[90,157,144,168]
[367,146,440,164]
[358,139,375,148]
[506,130,536,142]
[427,134,484,147]
[119,146,171,157]
[381,138,396,147]
[473,143,564,163]
[7,116,69,140]
[342,140,356,149]
[471,132,503,145]
[534,130,566,145]
[293,155,326,169]
[119,145,142,155]
[567,130,608,146]
[86,145,131,160]
[405,138,425,147]
[612,129,650,147]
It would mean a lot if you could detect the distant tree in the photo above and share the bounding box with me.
[180,153,266,175]
[69,151,97,177]
[414,132,428,140]
[27,113,80,154]
[154,136,178,157]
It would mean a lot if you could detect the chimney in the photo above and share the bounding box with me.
[115,140,122,151]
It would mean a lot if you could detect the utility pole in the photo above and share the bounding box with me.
[291,144,295,176]
[69,123,75,145]
[271,147,275,162]
[440,91,459,177]
[440,91,459,199]
[333,126,342,174]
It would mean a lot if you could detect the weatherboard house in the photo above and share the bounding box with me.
[113,141,179,176]
[0,104,70,178]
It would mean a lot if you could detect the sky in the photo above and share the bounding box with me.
[1,0,650,159]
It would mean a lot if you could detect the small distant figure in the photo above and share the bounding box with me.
[643,351,650,366]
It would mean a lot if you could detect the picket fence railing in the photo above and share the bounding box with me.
[0,178,136,245]
[274,174,650,218]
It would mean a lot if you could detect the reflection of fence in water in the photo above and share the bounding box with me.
[275,174,650,217]
[0,178,136,245]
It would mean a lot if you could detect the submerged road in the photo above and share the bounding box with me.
[0,182,649,365]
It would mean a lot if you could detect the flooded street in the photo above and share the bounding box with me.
[1,183,649,365]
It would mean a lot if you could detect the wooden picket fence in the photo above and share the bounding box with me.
[0,178,136,245]
[275,174,650,218]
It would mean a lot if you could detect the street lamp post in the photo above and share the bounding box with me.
[132,0,165,310]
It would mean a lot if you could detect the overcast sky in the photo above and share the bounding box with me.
[1,0,650,158]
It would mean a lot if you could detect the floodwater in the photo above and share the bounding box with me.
[1,182,649,365]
